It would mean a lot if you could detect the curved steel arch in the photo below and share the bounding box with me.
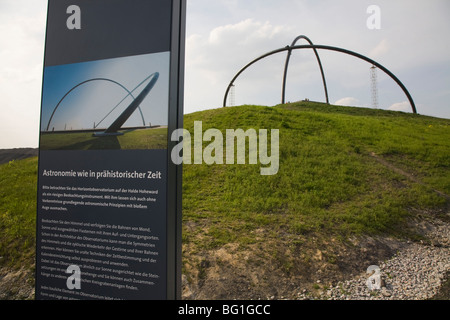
[102,72,159,135]
[223,44,417,114]
[45,78,145,131]
[282,35,329,104]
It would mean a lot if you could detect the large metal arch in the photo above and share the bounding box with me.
[45,78,145,131]
[102,72,159,135]
[282,35,329,104]
[223,44,417,114]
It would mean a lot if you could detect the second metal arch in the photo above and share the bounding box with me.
[282,35,329,105]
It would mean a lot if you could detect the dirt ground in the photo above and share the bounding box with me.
[181,208,449,300]
[0,267,35,300]
[182,232,409,299]
[0,211,448,300]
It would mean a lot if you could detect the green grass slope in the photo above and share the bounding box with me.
[183,102,448,245]
[0,158,37,269]
[1,101,449,298]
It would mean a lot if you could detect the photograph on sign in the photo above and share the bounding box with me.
[40,52,170,150]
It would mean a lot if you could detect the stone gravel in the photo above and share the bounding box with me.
[298,222,450,300]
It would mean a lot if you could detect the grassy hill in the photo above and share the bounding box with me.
[1,101,449,299]
[183,102,448,238]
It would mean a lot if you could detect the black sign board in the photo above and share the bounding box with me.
[36,0,185,300]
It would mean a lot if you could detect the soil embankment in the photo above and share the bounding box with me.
[0,148,38,165]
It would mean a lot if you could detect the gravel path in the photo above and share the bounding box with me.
[298,220,450,300]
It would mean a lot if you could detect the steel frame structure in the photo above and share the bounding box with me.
[223,40,416,114]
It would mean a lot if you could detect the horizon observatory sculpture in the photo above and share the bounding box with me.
[45,72,160,136]
[223,35,417,114]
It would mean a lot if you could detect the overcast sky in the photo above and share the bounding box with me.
[0,0,449,148]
